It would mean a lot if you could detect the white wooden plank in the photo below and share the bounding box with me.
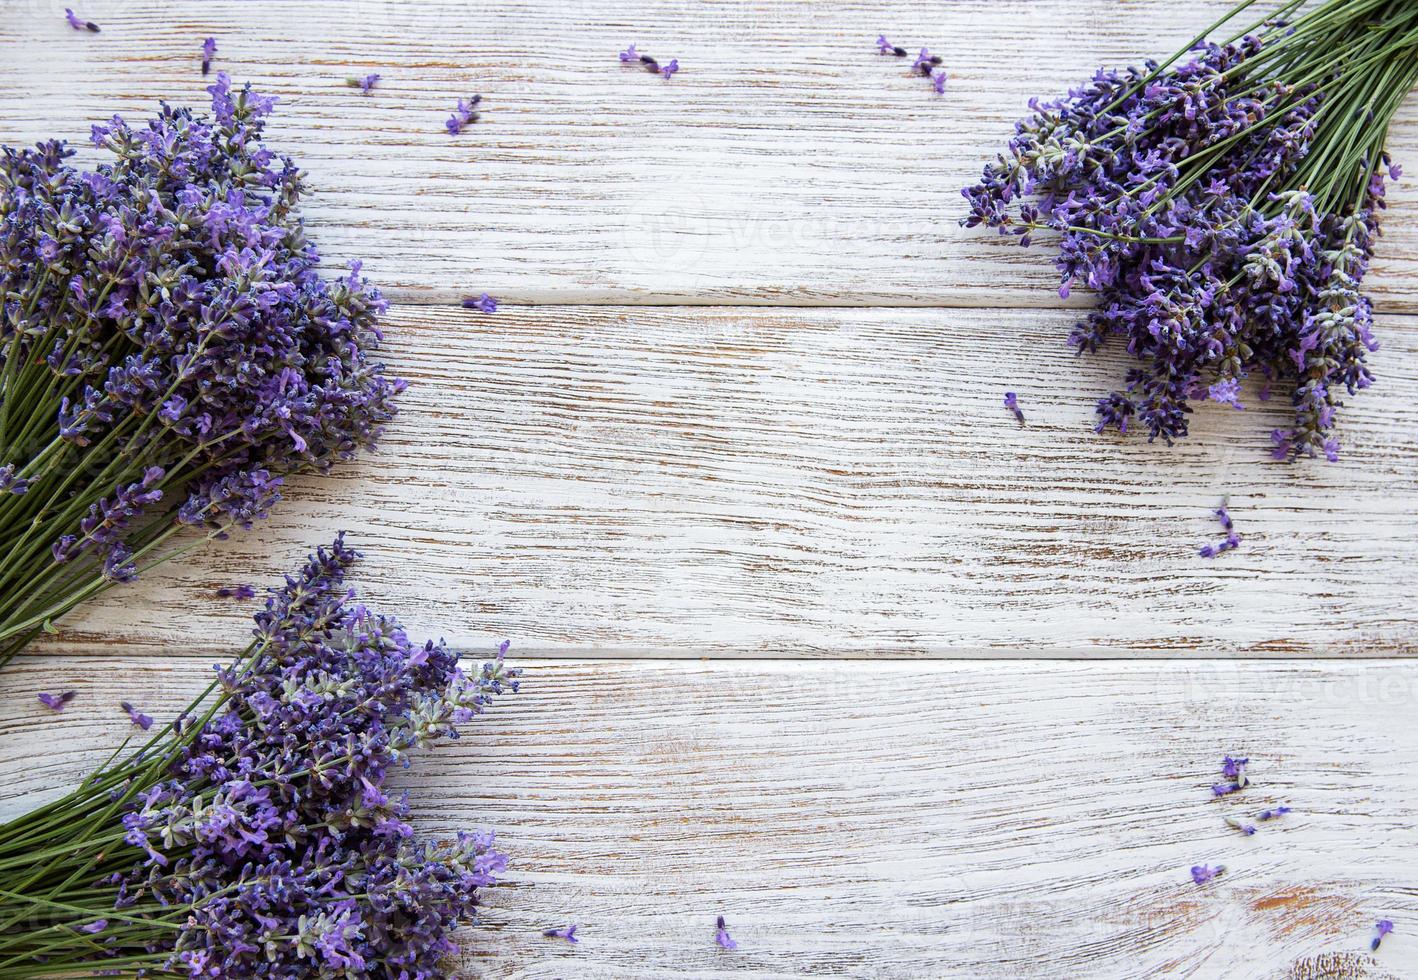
[1,657,1414,978]
[26,304,1418,658]
[4,0,1418,309]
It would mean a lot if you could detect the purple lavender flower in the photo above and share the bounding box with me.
[1200,508,1241,559]
[79,920,107,933]
[715,915,738,950]
[215,585,256,600]
[876,35,898,56]
[1224,816,1257,836]
[463,293,498,313]
[38,690,77,712]
[120,701,154,730]
[543,925,579,944]
[0,465,30,496]
[961,24,1398,460]
[1373,919,1395,950]
[660,59,680,80]
[620,44,638,63]
[64,8,99,32]
[1191,864,1223,885]
[347,72,381,94]
[912,47,942,75]
[932,70,947,95]
[200,37,216,75]
[1221,755,1248,782]
[1257,806,1292,821]
[1003,391,1025,424]
[1211,782,1243,797]
[96,537,522,974]
[0,78,403,650]
[446,95,482,135]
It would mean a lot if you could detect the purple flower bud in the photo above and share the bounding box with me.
[543,924,578,943]
[201,37,217,75]
[121,701,154,730]
[620,44,638,63]
[462,293,498,313]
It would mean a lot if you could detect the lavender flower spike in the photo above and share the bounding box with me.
[715,915,738,950]
[347,72,381,94]
[543,924,579,944]
[65,8,100,32]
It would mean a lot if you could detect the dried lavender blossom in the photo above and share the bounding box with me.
[963,2,1418,459]
[347,72,381,94]
[1373,919,1395,950]
[544,924,579,944]
[1190,864,1223,884]
[1003,391,1025,424]
[119,699,153,730]
[64,8,99,32]
[200,37,216,75]
[1224,816,1257,836]
[876,36,908,57]
[0,75,402,661]
[463,293,498,313]
[715,915,738,949]
[215,584,256,600]
[0,536,520,975]
[37,690,76,711]
[1257,806,1292,821]
[447,94,482,135]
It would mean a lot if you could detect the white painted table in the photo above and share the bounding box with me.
[2,1,1416,976]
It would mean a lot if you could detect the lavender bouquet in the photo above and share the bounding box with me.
[0,75,402,662]
[0,535,519,977]
[964,0,1418,460]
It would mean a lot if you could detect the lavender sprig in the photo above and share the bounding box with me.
[0,536,520,974]
[963,0,1418,459]
[0,76,403,663]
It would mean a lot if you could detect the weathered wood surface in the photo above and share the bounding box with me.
[25,305,1418,658]
[2,0,1418,309]
[1,657,1414,978]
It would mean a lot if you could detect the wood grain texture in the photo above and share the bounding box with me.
[24,304,1418,659]
[1,656,1414,978]
[3,0,1418,309]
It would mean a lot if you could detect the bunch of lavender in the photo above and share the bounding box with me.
[0,74,403,662]
[0,535,519,977]
[963,0,1418,460]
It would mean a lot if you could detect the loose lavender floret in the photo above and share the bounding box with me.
[1224,816,1257,836]
[660,58,680,80]
[1003,391,1025,424]
[1373,919,1395,950]
[620,44,639,62]
[215,585,256,600]
[912,47,942,76]
[347,72,381,94]
[37,690,77,711]
[715,915,738,950]
[876,35,908,57]
[0,75,403,650]
[446,95,482,135]
[200,37,216,75]
[90,536,522,975]
[544,924,579,944]
[64,8,99,32]
[932,70,948,95]
[463,293,498,313]
[1222,755,1249,783]
[962,28,1397,459]
[1191,864,1223,885]
[1257,806,1292,821]
[120,700,153,730]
